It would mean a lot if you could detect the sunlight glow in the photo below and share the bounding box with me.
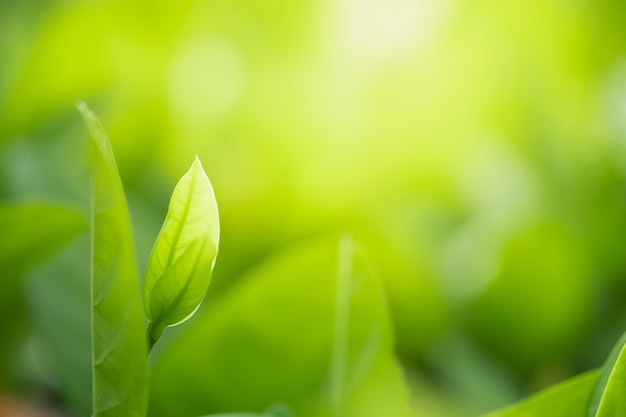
[168,37,245,126]
[331,0,451,67]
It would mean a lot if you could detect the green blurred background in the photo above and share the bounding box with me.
[2,0,626,416]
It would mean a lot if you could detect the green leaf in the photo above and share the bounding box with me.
[25,235,92,416]
[327,236,414,417]
[483,371,599,417]
[588,332,626,417]
[149,238,413,417]
[143,156,219,348]
[0,204,87,274]
[0,204,86,389]
[78,102,148,417]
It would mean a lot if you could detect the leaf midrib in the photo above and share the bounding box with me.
[165,168,198,269]
[152,238,208,330]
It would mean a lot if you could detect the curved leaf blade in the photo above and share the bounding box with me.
[589,332,626,417]
[143,156,219,342]
[78,102,148,417]
[483,371,599,417]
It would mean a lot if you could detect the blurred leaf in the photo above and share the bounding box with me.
[202,414,282,417]
[205,413,282,417]
[79,102,148,417]
[149,238,414,417]
[203,403,292,417]
[483,371,599,417]
[589,332,626,416]
[144,156,219,348]
[0,204,86,274]
[25,234,92,416]
[428,333,519,415]
[328,236,415,417]
[351,205,456,359]
[465,220,594,370]
[200,413,280,417]
[0,204,86,387]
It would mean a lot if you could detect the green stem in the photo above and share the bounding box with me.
[147,322,164,353]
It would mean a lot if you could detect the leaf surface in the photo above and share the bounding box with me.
[79,102,148,417]
[589,332,626,417]
[483,371,599,417]
[143,156,219,345]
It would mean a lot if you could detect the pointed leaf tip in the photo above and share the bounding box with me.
[143,157,220,349]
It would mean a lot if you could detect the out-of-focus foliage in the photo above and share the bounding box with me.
[25,236,92,417]
[589,333,626,417]
[0,205,86,389]
[149,238,414,417]
[484,371,599,417]
[485,330,626,416]
[3,0,626,416]
[203,403,292,417]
